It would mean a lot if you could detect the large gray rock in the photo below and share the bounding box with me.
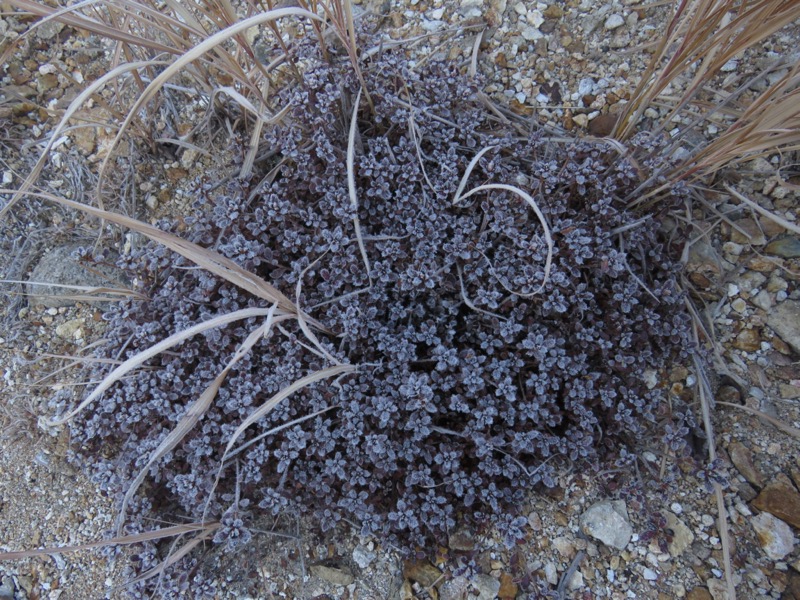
[580,500,632,550]
[26,245,126,308]
[767,300,800,354]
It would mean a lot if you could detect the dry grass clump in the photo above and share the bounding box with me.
[0,0,798,597]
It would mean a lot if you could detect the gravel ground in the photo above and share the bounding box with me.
[1,1,800,599]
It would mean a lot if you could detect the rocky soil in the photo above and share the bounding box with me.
[1,0,800,599]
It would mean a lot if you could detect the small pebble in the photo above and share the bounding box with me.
[604,14,625,29]
[731,298,747,313]
[765,237,800,258]
[721,59,738,71]
[352,544,376,569]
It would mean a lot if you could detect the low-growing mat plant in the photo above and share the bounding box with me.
[1,0,800,596]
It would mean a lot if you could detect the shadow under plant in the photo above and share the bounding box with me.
[50,27,697,596]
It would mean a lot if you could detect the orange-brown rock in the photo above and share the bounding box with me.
[752,475,800,529]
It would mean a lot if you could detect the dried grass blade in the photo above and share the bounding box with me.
[240,116,264,179]
[4,279,146,301]
[6,0,179,56]
[221,363,357,462]
[0,190,299,312]
[614,0,800,141]
[211,87,291,123]
[295,253,340,365]
[468,30,484,79]
[0,61,169,220]
[161,0,207,33]
[346,87,372,283]
[202,363,357,522]
[453,145,495,204]
[224,405,336,462]
[97,8,322,193]
[717,401,800,439]
[724,184,800,236]
[694,351,736,600]
[153,138,212,156]
[116,307,285,534]
[126,528,216,587]
[455,183,553,294]
[0,522,216,560]
[408,115,435,192]
[44,306,281,427]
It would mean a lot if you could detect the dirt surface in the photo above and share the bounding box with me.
[1,1,800,599]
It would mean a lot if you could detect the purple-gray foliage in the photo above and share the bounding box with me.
[61,29,692,593]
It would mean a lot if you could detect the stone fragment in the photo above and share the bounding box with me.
[722,241,743,256]
[760,218,787,237]
[572,113,589,128]
[785,571,800,600]
[543,4,563,18]
[780,383,800,399]
[403,561,442,588]
[397,579,414,600]
[0,577,13,600]
[521,26,543,41]
[733,328,761,352]
[728,441,764,488]
[459,4,483,17]
[439,576,469,600]
[310,565,354,587]
[71,125,97,154]
[567,571,583,590]
[27,244,126,308]
[752,289,774,312]
[552,536,576,558]
[747,255,779,272]
[767,274,788,293]
[588,112,619,136]
[471,573,501,600]
[55,318,84,341]
[706,578,731,600]
[352,544,376,569]
[544,562,558,585]
[767,301,800,354]
[686,587,712,600]
[687,240,724,277]
[448,525,475,551]
[730,218,767,245]
[765,236,800,258]
[36,72,59,93]
[752,476,800,529]
[35,20,64,40]
[526,8,544,27]
[580,500,632,550]
[751,512,796,560]
[664,511,694,557]
[750,157,774,174]
[717,385,741,405]
[604,14,624,29]
[688,272,713,288]
[498,573,518,599]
